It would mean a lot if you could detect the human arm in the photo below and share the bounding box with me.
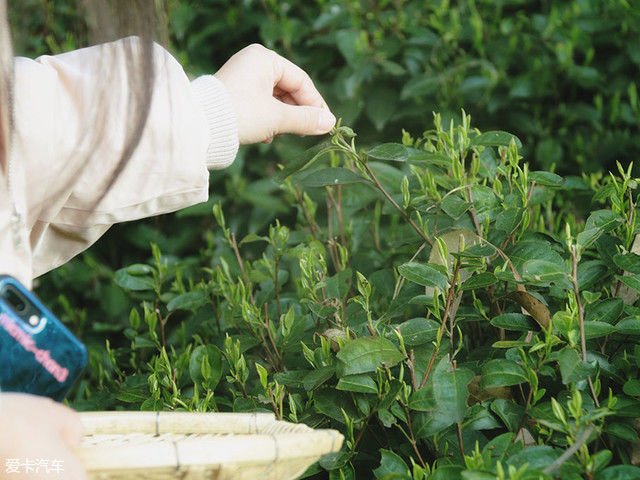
[9,38,334,277]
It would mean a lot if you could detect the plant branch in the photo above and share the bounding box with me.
[526,180,536,204]
[326,185,348,254]
[401,402,427,468]
[231,232,254,304]
[543,425,596,475]
[362,161,433,246]
[155,305,167,350]
[466,186,483,238]
[274,256,282,319]
[353,412,373,451]
[264,304,283,370]
[571,244,600,408]
[456,423,465,458]
[420,254,462,388]
[407,349,419,392]
[294,186,320,240]
[325,196,340,272]
[335,135,432,246]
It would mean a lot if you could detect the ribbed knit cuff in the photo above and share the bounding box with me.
[191,75,239,170]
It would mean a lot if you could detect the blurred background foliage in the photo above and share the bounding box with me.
[10,0,640,177]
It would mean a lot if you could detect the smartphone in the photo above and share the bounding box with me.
[0,275,87,401]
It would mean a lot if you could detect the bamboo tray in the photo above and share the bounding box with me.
[77,412,343,480]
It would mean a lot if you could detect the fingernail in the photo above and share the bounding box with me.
[317,109,336,133]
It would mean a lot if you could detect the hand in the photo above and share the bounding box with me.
[214,43,336,145]
[0,393,86,479]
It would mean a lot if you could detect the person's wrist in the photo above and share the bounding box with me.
[191,75,239,169]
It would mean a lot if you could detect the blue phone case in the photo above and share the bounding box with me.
[0,275,87,401]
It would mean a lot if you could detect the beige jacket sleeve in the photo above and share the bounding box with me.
[10,37,238,278]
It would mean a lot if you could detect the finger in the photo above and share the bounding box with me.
[271,52,326,108]
[60,413,84,448]
[276,92,298,106]
[42,399,84,447]
[274,101,336,136]
[61,453,89,480]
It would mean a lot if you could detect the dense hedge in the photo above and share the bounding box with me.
[10,1,640,479]
[45,116,640,479]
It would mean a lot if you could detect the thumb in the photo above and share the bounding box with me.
[60,412,84,448]
[47,400,84,447]
[275,101,336,136]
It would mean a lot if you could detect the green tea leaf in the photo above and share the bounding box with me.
[491,340,532,348]
[471,131,522,148]
[167,290,209,311]
[618,275,640,293]
[578,260,608,290]
[623,379,640,396]
[274,140,337,181]
[583,321,617,339]
[522,259,567,282]
[114,269,154,291]
[490,313,536,331]
[398,262,448,290]
[407,150,451,168]
[577,228,603,249]
[529,171,564,187]
[409,356,473,431]
[585,210,623,232]
[373,449,411,479]
[441,195,470,219]
[314,390,358,423]
[595,465,640,480]
[604,422,639,443]
[616,317,640,335]
[461,272,498,290]
[125,264,154,275]
[396,318,440,345]
[401,76,439,100]
[585,298,624,324]
[495,208,523,233]
[303,366,335,391]
[591,450,613,473]
[239,233,268,245]
[337,337,404,376]
[459,244,496,258]
[613,253,640,274]
[481,359,528,388]
[365,143,409,161]
[491,399,524,432]
[296,167,366,187]
[336,374,378,394]
[557,346,595,384]
[189,345,222,390]
[507,446,559,471]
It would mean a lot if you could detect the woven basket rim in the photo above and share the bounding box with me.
[77,411,344,479]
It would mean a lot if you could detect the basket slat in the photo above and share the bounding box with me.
[80,411,278,435]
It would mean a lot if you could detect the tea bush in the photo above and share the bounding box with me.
[43,113,640,479]
[13,0,640,478]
